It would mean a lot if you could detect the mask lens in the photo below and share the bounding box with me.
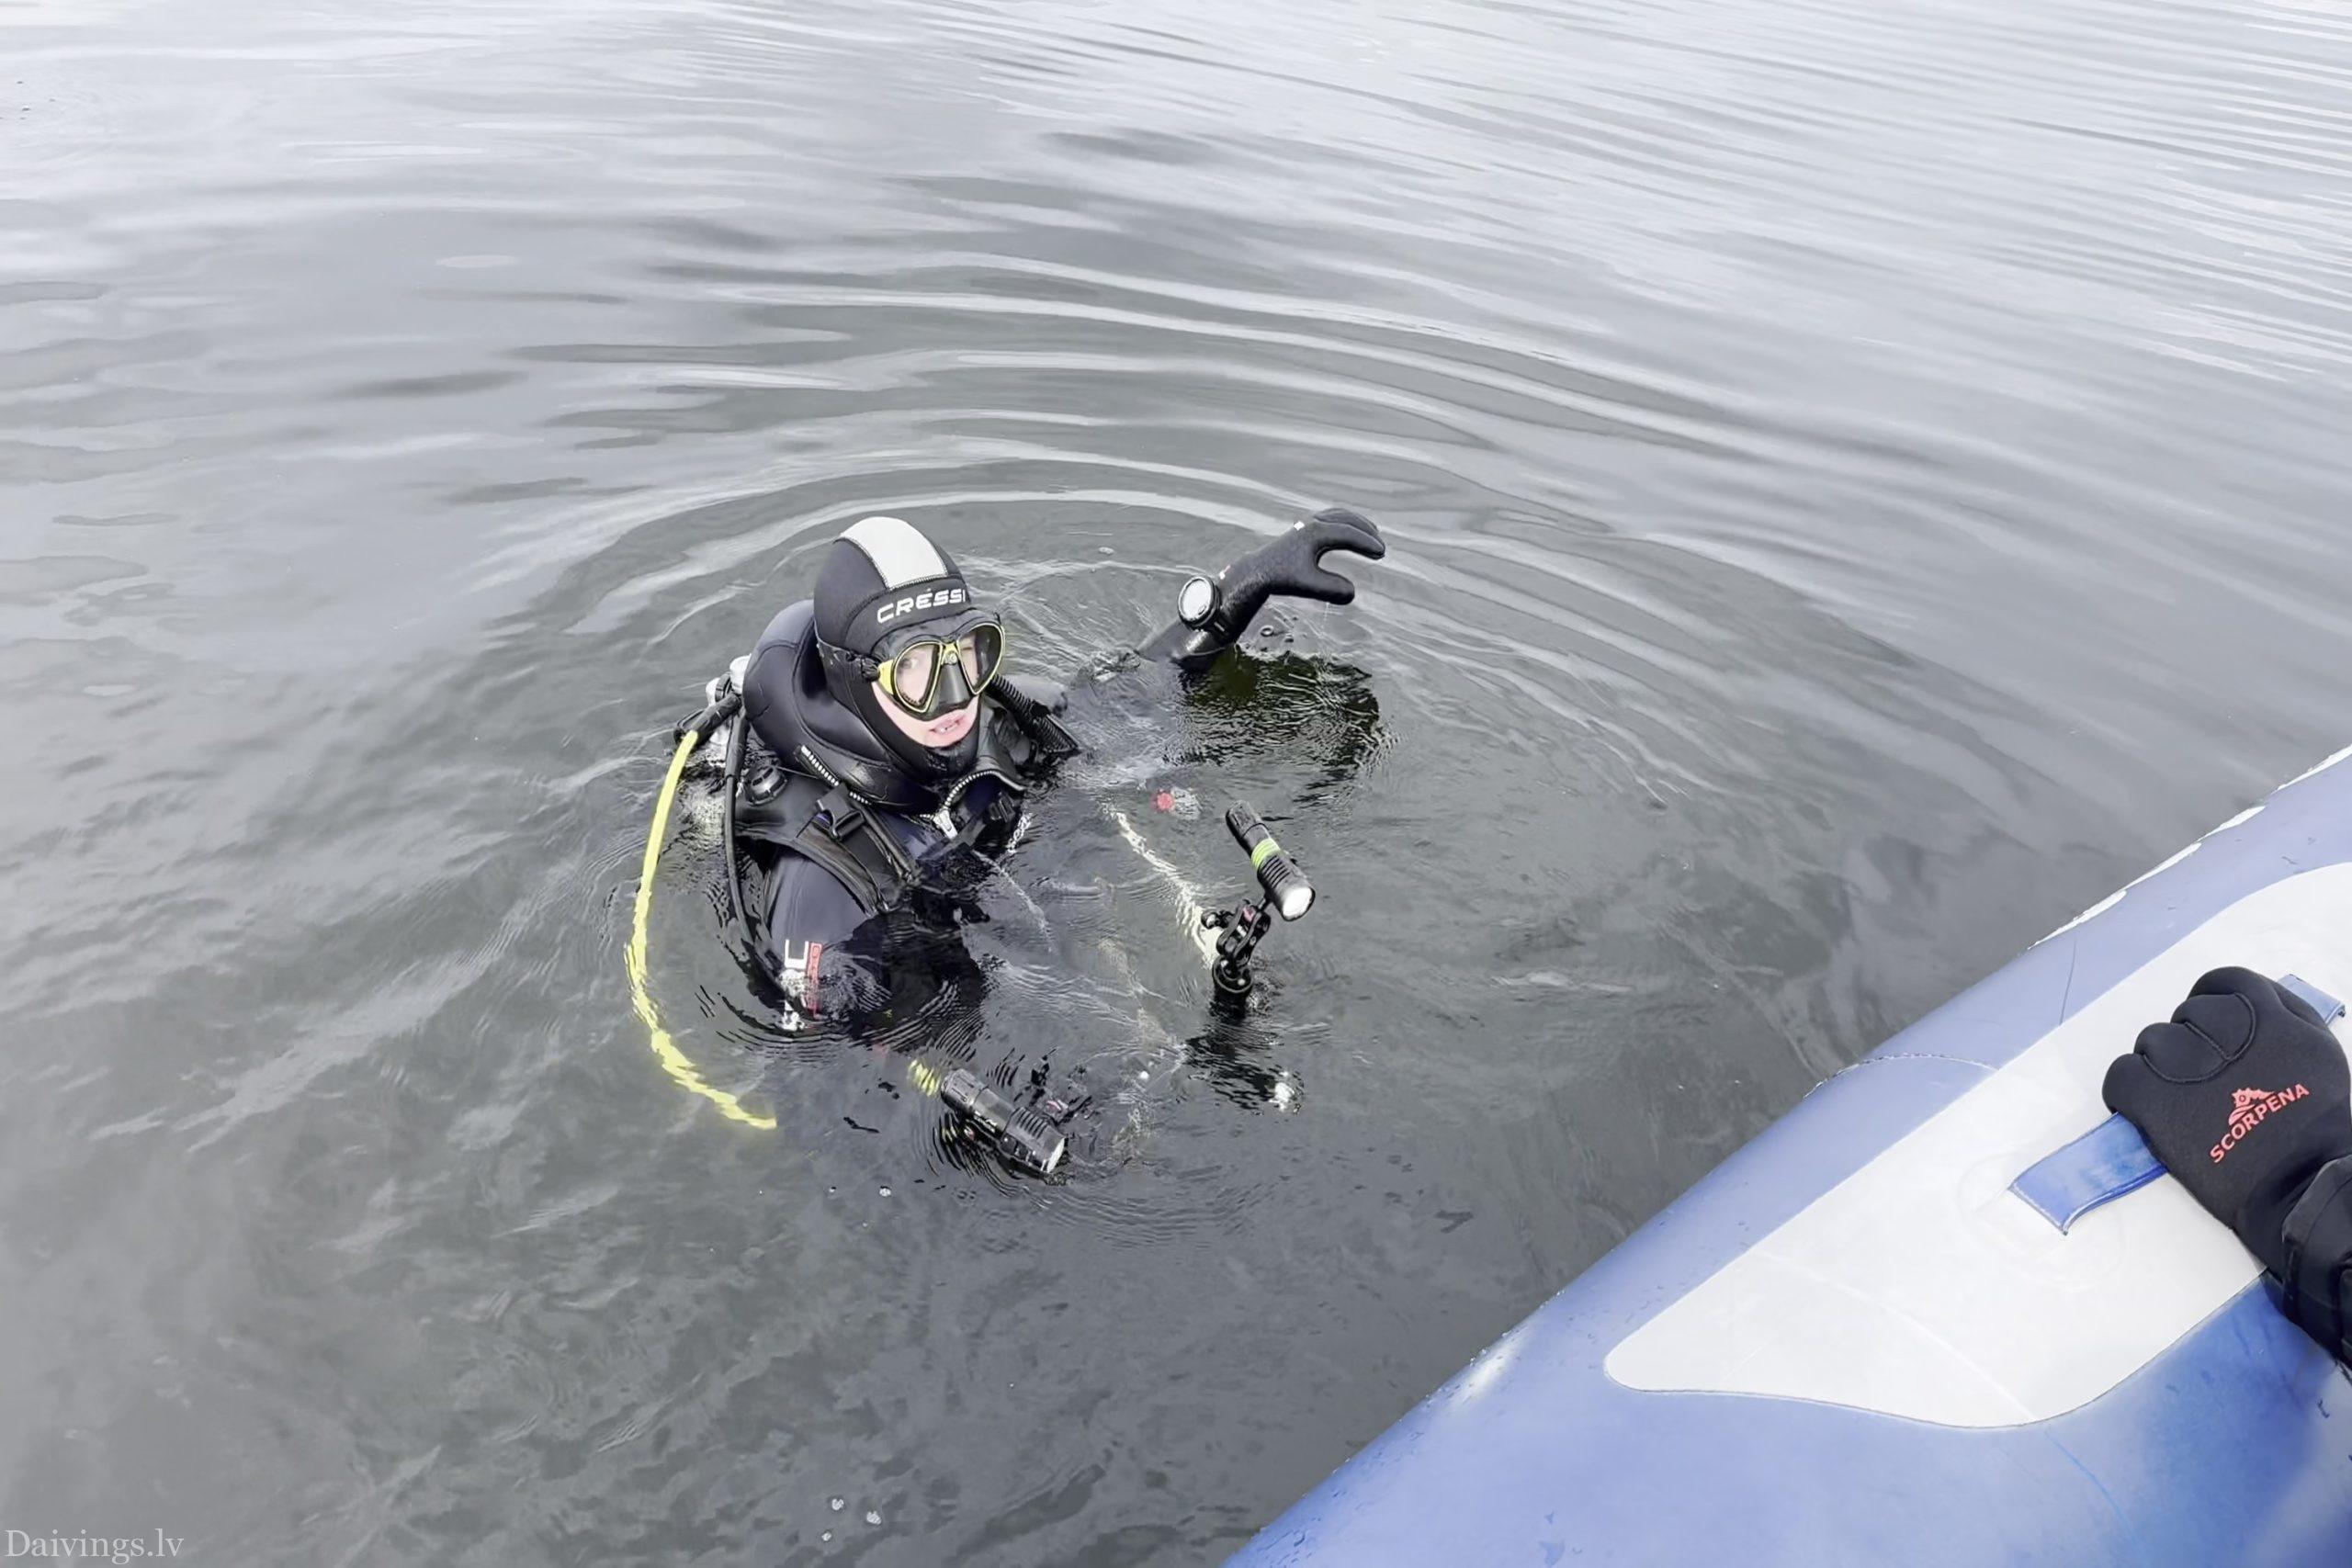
[960,621,1004,690]
[887,640,940,710]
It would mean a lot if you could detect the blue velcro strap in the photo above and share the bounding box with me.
[2278,973,2346,1025]
[2010,1115,2165,1233]
[2008,972,2345,1232]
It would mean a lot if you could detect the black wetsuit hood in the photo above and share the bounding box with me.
[742,599,1057,807]
[811,516,984,782]
[743,601,953,813]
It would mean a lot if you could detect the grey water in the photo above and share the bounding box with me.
[6,0,2351,1560]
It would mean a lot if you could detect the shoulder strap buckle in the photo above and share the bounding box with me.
[810,785,918,884]
[810,785,867,840]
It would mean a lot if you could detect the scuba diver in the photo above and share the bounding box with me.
[682,506,1386,1056]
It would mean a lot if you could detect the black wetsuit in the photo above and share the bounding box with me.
[734,600,1062,1025]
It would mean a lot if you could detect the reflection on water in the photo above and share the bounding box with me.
[5,0,2352,1559]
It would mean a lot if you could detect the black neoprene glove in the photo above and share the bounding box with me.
[1139,507,1386,667]
[2105,966,2352,1358]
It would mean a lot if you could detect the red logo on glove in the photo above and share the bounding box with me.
[2210,1083,2311,1164]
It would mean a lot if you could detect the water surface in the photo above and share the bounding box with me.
[6,0,2352,1560]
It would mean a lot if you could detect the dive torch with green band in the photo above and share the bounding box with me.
[1227,803,1314,920]
[1204,802,1317,1001]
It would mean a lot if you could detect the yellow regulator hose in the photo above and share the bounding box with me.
[627,730,777,1129]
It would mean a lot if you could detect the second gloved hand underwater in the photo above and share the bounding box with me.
[2106,966,2352,1358]
[1142,507,1386,668]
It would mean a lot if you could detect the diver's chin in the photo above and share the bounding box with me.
[917,704,978,748]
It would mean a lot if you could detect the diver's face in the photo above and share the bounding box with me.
[874,682,978,748]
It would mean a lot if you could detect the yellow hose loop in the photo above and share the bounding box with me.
[628,731,777,1129]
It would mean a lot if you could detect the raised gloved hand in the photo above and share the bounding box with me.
[1221,505,1386,613]
[1140,507,1386,667]
[2105,967,2352,1292]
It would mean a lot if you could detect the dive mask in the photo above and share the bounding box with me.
[860,613,1005,717]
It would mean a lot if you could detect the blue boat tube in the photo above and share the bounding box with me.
[1238,743,2352,1567]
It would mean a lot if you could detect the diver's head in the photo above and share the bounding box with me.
[812,516,1004,780]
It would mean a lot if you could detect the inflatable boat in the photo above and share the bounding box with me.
[1237,743,2352,1566]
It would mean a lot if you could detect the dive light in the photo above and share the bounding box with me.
[939,1068,1068,1176]
[1226,804,1313,920]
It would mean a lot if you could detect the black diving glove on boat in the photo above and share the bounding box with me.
[1140,507,1386,667]
[2104,966,2352,1359]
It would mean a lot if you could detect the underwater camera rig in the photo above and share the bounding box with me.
[1204,802,1315,1003]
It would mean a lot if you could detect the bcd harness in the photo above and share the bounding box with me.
[733,688,1078,923]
